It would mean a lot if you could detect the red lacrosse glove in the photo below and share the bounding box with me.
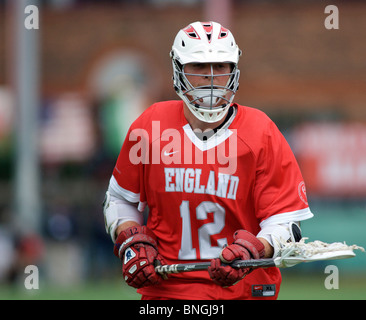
[208,230,265,287]
[114,225,166,288]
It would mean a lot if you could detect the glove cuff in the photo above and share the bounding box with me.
[113,226,157,259]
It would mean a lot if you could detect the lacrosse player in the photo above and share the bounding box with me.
[103,21,313,299]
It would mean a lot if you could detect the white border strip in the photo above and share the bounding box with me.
[183,123,233,151]
[260,208,314,229]
[109,175,140,203]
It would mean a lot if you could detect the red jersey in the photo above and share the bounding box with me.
[112,101,313,299]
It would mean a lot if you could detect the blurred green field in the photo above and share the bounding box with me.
[1,273,365,300]
[279,272,366,300]
[0,279,140,300]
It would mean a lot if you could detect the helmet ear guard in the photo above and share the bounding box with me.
[171,21,241,123]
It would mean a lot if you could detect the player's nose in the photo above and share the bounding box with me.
[193,63,211,76]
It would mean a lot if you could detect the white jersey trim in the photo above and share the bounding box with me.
[182,107,237,151]
[259,207,314,229]
[183,124,233,151]
[109,175,147,212]
[109,175,140,203]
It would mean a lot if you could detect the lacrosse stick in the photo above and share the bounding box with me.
[155,238,364,275]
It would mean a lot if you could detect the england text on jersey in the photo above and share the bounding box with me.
[164,167,239,200]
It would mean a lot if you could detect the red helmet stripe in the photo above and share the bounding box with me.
[183,25,201,40]
[201,22,213,43]
[218,26,229,39]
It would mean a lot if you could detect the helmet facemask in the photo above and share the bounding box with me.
[172,59,240,123]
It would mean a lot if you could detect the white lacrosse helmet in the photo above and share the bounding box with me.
[171,21,242,123]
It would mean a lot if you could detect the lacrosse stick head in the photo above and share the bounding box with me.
[275,238,364,268]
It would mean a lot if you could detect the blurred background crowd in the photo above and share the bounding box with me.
[0,0,365,295]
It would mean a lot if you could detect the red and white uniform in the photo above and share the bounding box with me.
[111,100,313,299]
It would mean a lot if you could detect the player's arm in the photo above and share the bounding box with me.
[115,221,140,236]
[257,221,302,258]
[103,184,166,288]
[103,187,143,243]
[257,237,274,258]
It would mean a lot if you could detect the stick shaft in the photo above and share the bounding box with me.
[155,258,276,275]
[232,258,276,268]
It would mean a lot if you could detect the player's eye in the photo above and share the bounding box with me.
[214,64,230,73]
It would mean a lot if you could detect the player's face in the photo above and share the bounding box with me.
[184,63,232,88]
[183,62,233,111]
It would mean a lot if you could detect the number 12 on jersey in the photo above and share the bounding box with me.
[178,200,228,260]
